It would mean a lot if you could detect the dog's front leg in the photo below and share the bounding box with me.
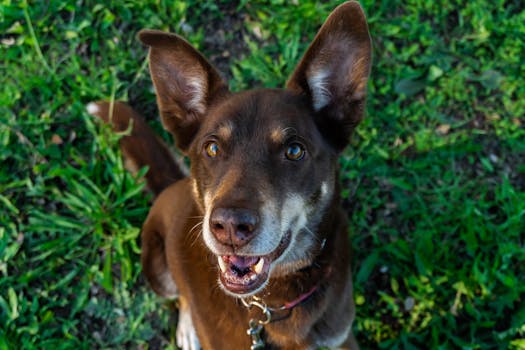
[176,296,200,350]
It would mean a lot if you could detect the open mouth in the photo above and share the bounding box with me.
[216,230,291,295]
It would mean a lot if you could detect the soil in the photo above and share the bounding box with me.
[188,2,252,82]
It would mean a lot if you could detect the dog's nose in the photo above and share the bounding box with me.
[210,208,259,248]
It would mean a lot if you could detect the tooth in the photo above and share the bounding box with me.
[218,257,227,273]
[253,258,265,274]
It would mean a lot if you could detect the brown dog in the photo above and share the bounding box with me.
[89,1,371,348]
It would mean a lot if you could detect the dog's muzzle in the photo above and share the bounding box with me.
[208,207,291,295]
[216,230,291,295]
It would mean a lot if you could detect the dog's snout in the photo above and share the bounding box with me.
[210,208,259,248]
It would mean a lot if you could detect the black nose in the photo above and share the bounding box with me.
[210,208,259,248]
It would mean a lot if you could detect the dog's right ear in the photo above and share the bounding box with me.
[138,30,229,151]
[286,1,372,151]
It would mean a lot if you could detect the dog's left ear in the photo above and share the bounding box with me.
[138,30,229,152]
[287,1,372,150]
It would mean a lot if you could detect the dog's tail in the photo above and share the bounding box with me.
[86,101,185,196]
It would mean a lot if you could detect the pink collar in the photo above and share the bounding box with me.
[281,284,319,310]
[241,283,320,319]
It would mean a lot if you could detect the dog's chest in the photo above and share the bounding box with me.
[178,243,331,349]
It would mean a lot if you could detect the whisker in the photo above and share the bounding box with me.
[189,221,203,234]
[189,225,204,248]
[303,226,323,245]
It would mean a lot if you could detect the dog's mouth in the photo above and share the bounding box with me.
[216,230,291,295]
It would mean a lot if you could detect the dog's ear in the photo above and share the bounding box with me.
[138,30,229,151]
[286,1,372,151]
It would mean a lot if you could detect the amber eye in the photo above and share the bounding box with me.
[205,141,220,158]
[285,143,305,161]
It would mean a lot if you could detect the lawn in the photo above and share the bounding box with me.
[1,0,524,349]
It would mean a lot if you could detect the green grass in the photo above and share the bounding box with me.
[1,0,524,349]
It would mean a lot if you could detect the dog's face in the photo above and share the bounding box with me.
[188,90,337,295]
[139,1,371,297]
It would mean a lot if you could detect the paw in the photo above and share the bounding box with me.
[176,306,200,350]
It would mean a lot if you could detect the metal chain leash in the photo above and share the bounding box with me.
[241,298,272,349]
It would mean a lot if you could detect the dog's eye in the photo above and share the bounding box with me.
[205,141,220,158]
[285,143,305,161]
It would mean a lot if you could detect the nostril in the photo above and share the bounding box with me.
[236,223,253,234]
[212,222,225,231]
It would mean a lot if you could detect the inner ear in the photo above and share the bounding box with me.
[138,30,230,151]
[286,1,372,150]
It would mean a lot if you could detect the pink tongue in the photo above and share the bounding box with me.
[225,255,259,268]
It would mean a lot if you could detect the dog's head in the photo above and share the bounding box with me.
[139,1,371,297]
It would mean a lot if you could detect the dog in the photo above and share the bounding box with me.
[88,1,371,348]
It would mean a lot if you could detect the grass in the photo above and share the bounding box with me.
[1,0,524,348]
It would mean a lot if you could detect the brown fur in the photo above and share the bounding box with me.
[144,181,356,349]
[89,2,371,349]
